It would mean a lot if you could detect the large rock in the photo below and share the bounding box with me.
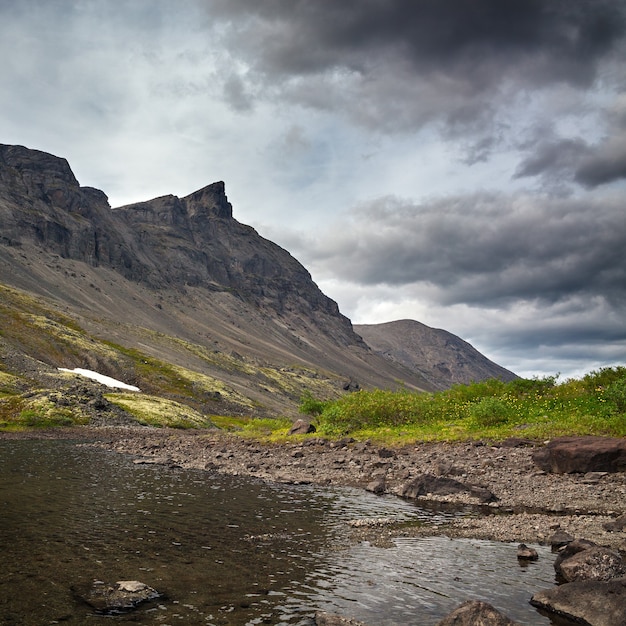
[288,418,316,435]
[435,600,521,625]
[555,545,625,582]
[400,474,497,503]
[530,577,626,626]
[532,436,626,473]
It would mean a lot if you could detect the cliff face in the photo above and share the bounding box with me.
[0,144,112,256]
[0,145,341,317]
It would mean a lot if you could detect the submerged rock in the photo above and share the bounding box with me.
[315,611,369,625]
[516,543,538,561]
[400,473,497,503]
[77,579,161,614]
[435,600,521,625]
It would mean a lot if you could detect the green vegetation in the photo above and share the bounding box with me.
[299,367,626,443]
[0,391,89,431]
[210,414,292,440]
[106,393,215,429]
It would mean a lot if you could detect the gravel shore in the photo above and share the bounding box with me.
[3,427,625,551]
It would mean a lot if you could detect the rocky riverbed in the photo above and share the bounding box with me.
[4,427,625,553]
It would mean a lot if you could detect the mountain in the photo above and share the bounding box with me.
[0,143,443,422]
[0,144,518,426]
[354,320,518,390]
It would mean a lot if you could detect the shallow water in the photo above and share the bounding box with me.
[0,440,555,625]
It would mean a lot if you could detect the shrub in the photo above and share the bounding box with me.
[582,366,626,392]
[604,376,626,413]
[299,391,327,416]
[470,396,510,427]
[509,375,558,397]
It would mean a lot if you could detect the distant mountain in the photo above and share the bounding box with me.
[0,144,440,419]
[355,320,518,390]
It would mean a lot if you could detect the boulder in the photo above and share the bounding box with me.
[532,436,626,474]
[77,580,160,614]
[530,577,626,626]
[553,538,598,564]
[516,543,538,561]
[555,546,625,582]
[435,600,521,625]
[548,529,574,552]
[400,474,497,503]
[603,513,626,532]
[366,478,386,494]
[288,419,316,435]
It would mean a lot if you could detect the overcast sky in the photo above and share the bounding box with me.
[2,0,625,379]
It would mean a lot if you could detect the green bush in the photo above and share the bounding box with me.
[604,377,626,412]
[582,366,626,392]
[470,396,510,427]
[299,391,327,416]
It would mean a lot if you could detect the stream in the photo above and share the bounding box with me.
[0,439,556,625]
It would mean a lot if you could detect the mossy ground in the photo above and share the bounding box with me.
[105,393,215,429]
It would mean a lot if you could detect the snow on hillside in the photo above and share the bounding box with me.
[58,368,141,391]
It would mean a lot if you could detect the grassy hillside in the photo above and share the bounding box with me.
[2,281,624,440]
[0,283,343,430]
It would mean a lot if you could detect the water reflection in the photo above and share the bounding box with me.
[0,440,554,625]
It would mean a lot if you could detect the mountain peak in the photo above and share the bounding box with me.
[184,181,232,219]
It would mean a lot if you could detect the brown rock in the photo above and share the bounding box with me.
[400,474,497,503]
[532,436,626,474]
[548,529,575,552]
[530,577,626,626]
[516,543,538,560]
[556,546,625,582]
[603,513,626,532]
[366,478,386,494]
[288,419,316,435]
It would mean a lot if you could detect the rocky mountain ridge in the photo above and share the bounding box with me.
[0,143,514,420]
[355,320,517,389]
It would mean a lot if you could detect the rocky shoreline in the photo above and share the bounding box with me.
[4,426,625,552]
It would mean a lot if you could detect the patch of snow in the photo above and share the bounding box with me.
[58,368,141,392]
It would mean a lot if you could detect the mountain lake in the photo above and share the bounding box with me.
[0,439,557,625]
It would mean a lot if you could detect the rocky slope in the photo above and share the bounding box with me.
[355,320,517,389]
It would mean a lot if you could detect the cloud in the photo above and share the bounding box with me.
[2,0,625,378]
[514,137,591,180]
[294,190,626,310]
[208,0,626,135]
[514,96,626,189]
[575,135,626,187]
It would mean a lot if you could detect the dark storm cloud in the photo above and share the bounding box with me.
[208,0,626,131]
[575,139,626,187]
[514,137,591,180]
[302,191,626,308]
[514,124,626,189]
